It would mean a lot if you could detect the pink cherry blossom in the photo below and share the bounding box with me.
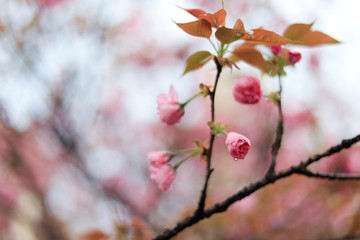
[147,151,170,167]
[288,51,302,64]
[269,46,283,56]
[233,76,262,104]
[150,164,175,191]
[225,132,251,160]
[157,86,185,125]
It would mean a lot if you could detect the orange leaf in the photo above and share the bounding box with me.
[284,23,340,46]
[242,28,295,46]
[80,230,110,240]
[176,19,212,38]
[215,27,243,44]
[233,19,246,35]
[283,23,314,42]
[199,9,226,28]
[230,44,267,72]
[184,8,207,18]
[183,51,213,75]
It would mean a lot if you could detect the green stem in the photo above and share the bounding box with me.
[171,148,199,159]
[174,150,201,170]
[181,92,203,108]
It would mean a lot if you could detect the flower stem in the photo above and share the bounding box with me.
[181,92,203,108]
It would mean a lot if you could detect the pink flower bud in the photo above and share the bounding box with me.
[150,164,175,191]
[147,151,170,167]
[233,76,262,104]
[225,132,251,160]
[269,46,283,56]
[157,86,185,125]
[287,51,302,64]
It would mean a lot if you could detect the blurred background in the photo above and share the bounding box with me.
[1,0,360,239]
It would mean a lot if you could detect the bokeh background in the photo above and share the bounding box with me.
[1,0,360,239]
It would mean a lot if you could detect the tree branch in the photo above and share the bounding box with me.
[153,133,360,240]
[298,169,360,181]
[266,74,284,176]
[195,58,222,216]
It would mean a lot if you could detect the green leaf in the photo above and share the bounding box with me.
[215,27,243,44]
[208,121,227,136]
[283,23,340,46]
[176,19,212,38]
[183,51,213,75]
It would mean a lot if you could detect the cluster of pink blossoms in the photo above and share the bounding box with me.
[269,46,302,64]
[150,77,265,190]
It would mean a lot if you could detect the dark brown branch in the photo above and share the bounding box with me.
[301,134,360,167]
[266,75,283,176]
[298,169,360,181]
[153,133,360,240]
[195,58,222,215]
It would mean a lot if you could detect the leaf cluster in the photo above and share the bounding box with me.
[175,7,340,75]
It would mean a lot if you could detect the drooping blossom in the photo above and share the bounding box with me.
[157,86,184,125]
[269,46,283,56]
[225,132,251,160]
[233,76,262,104]
[288,51,302,64]
[147,151,170,167]
[150,164,175,191]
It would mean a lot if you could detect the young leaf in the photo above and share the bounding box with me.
[242,28,295,46]
[230,43,267,72]
[183,51,213,75]
[215,27,243,44]
[176,19,212,38]
[199,9,227,28]
[184,8,207,18]
[233,19,246,35]
[283,23,314,42]
[283,23,340,46]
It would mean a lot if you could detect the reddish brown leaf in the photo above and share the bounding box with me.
[80,230,110,240]
[284,23,340,46]
[230,44,267,72]
[176,19,212,38]
[183,51,213,75]
[184,8,207,18]
[215,27,243,44]
[242,28,295,46]
[199,9,226,28]
[233,19,246,35]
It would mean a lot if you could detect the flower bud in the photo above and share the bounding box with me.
[225,132,251,160]
[157,86,185,125]
[288,51,302,64]
[147,151,170,167]
[150,164,175,191]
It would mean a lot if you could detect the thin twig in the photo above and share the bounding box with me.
[298,169,360,181]
[266,74,284,177]
[195,58,222,215]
